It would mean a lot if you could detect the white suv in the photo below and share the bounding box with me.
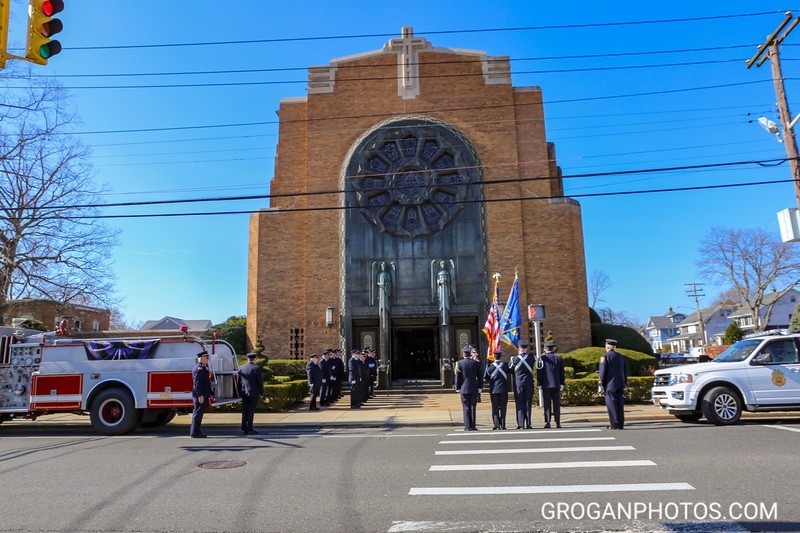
[651,333,800,424]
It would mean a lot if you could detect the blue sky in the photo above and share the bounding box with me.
[3,1,798,326]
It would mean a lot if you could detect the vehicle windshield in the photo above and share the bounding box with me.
[713,339,762,363]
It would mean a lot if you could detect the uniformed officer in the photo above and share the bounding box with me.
[365,349,377,400]
[599,338,627,429]
[306,353,323,410]
[509,340,535,429]
[470,346,482,403]
[332,349,344,400]
[348,350,365,409]
[319,350,332,407]
[237,352,264,435]
[484,349,510,430]
[455,345,482,431]
[190,350,213,438]
[537,342,565,428]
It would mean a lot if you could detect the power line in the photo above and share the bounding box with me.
[15,156,793,212]
[50,12,784,51]
[8,179,791,221]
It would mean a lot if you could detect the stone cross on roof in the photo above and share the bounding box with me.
[387,26,430,100]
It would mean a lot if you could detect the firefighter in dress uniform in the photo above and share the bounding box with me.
[484,349,510,430]
[510,341,535,429]
[191,350,213,438]
[237,352,264,435]
[348,350,366,409]
[599,338,627,429]
[537,342,565,428]
[319,350,332,407]
[455,345,482,431]
[306,353,323,410]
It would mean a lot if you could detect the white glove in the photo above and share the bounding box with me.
[560,385,564,392]
[598,385,604,393]
[322,379,327,383]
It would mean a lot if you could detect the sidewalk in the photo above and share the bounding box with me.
[10,392,800,431]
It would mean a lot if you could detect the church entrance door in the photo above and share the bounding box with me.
[392,326,438,380]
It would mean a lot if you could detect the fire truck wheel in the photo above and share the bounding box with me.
[140,409,177,429]
[90,389,139,435]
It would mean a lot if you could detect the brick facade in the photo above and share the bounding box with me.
[248,29,590,366]
[4,299,110,332]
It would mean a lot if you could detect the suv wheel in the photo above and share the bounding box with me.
[701,386,742,425]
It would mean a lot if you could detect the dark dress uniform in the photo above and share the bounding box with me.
[599,339,627,429]
[306,355,322,410]
[329,351,343,402]
[455,355,482,431]
[237,354,264,434]
[484,352,510,430]
[365,352,377,399]
[537,345,565,428]
[510,345,535,429]
[319,354,332,406]
[348,354,365,408]
[191,351,213,438]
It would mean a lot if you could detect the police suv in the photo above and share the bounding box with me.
[651,332,800,425]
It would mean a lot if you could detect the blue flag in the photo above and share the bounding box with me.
[498,277,522,348]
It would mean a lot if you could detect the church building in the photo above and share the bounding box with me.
[247,28,591,385]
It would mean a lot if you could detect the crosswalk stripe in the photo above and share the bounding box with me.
[409,482,694,495]
[435,445,635,455]
[438,437,614,444]
[765,424,800,433]
[389,520,746,532]
[446,428,601,436]
[429,459,656,471]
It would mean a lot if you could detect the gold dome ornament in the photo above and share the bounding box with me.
[772,369,787,387]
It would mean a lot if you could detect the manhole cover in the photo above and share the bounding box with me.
[197,460,247,470]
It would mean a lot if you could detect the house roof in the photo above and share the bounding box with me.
[675,303,735,326]
[647,309,686,329]
[727,289,800,318]
[140,316,213,331]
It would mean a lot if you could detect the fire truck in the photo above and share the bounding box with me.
[0,330,241,435]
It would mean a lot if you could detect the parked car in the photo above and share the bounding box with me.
[651,332,800,425]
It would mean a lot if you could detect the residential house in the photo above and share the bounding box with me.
[140,316,213,332]
[3,298,110,332]
[668,303,738,353]
[726,288,800,336]
[645,308,687,353]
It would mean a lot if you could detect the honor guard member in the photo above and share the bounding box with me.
[332,349,344,401]
[365,349,377,399]
[599,339,627,429]
[319,350,332,407]
[470,346,483,402]
[509,341,535,429]
[348,350,365,409]
[484,349,510,430]
[237,352,264,435]
[190,350,213,438]
[306,353,323,411]
[537,342,565,428]
[455,345,482,431]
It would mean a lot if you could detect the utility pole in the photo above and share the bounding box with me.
[747,11,800,210]
[685,282,706,347]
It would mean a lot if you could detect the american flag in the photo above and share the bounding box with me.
[482,277,501,359]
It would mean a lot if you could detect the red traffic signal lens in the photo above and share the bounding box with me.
[41,0,64,17]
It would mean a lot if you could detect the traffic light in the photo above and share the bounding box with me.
[25,0,63,65]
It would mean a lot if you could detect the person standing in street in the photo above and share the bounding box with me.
[537,342,565,428]
[348,350,365,409]
[510,341,535,429]
[599,338,627,429]
[190,350,213,438]
[237,352,264,435]
[306,353,323,411]
[484,349,510,430]
[319,350,332,407]
[455,345,482,431]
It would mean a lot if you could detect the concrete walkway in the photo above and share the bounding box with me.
[8,392,799,432]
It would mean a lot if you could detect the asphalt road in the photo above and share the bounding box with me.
[0,419,798,532]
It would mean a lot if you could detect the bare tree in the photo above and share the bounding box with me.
[0,64,119,325]
[697,227,800,332]
[589,270,612,309]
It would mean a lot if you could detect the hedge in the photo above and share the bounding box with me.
[537,376,655,406]
[590,323,654,356]
[268,359,308,380]
[563,347,657,377]
[263,380,308,411]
